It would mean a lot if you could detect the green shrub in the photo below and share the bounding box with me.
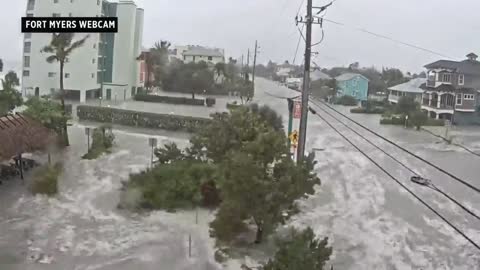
[77,105,211,132]
[206,97,216,107]
[226,102,241,110]
[380,114,444,127]
[30,163,62,196]
[122,161,219,210]
[334,95,358,106]
[350,107,385,114]
[82,125,115,160]
[134,94,205,106]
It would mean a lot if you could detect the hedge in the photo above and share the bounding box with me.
[350,107,385,114]
[334,95,358,106]
[77,105,212,132]
[134,94,206,106]
[380,116,444,127]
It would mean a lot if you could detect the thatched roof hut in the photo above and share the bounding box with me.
[0,114,57,161]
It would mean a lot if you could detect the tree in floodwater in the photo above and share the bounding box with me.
[260,227,332,270]
[206,107,320,244]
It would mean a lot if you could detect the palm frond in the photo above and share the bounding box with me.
[41,45,55,53]
[46,55,59,63]
[64,35,89,55]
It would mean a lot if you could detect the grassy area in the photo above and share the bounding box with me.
[30,163,62,196]
[82,126,115,160]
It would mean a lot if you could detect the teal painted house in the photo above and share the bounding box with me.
[335,73,370,101]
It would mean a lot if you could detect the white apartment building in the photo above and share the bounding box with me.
[22,0,144,103]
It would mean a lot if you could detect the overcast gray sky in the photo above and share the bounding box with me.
[2,0,480,73]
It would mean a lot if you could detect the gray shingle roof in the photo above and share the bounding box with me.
[311,70,331,81]
[388,78,425,93]
[335,73,369,81]
[183,46,224,57]
[424,59,480,75]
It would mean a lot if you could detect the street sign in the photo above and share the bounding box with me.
[293,101,302,119]
[148,138,158,147]
[289,130,299,147]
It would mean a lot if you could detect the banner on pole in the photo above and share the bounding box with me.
[293,101,302,119]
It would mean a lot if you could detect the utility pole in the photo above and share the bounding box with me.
[252,40,258,91]
[296,0,313,162]
[246,49,250,81]
[295,0,331,163]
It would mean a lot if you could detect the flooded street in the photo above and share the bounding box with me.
[0,77,479,269]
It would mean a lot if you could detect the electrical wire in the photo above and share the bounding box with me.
[317,99,480,194]
[322,18,453,59]
[309,99,480,221]
[293,24,305,64]
[421,128,480,158]
[308,106,480,251]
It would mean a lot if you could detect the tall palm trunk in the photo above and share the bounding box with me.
[59,60,69,146]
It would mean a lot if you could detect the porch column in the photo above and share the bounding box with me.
[80,91,86,103]
[437,95,441,108]
[436,113,440,120]
[428,93,432,106]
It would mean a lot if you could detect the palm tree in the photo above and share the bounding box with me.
[41,33,89,146]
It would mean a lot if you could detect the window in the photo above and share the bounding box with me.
[458,74,464,85]
[70,0,74,2]
[48,72,56,77]
[53,13,61,17]
[91,73,95,78]
[464,94,475,100]
[65,73,70,78]
[208,56,213,61]
[97,0,100,5]
[27,0,35,10]
[93,43,96,49]
[24,42,31,53]
[50,88,55,94]
[23,70,30,77]
[456,93,463,105]
[24,56,30,68]
[54,0,59,3]
[25,32,32,39]
[441,73,451,83]
[92,59,96,64]
[69,13,72,17]
[26,13,34,17]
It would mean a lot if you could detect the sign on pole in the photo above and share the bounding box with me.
[293,101,302,119]
[289,130,299,147]
[148,138,158,147]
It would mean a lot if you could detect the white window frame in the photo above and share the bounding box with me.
[23,70,30,77]
[48,72,56,78]
[65,73,70,78]
[52,13,61,17]
[464,94,475,100]
[24,56,30,68]
[458,74,464,85]
[456,93,463,105]
[441,73,451,83]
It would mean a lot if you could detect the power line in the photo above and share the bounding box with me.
[293,24,305,64]
[322,18,454,59]
[308,106,480,251]
[309,99,480,221]
[318,99,480,194]
[421,128,480,158]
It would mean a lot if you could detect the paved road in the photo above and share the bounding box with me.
[0,78,479,269]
